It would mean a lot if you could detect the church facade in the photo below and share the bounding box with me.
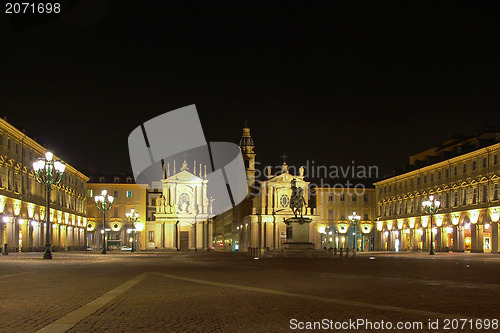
[213,126,321,252]
[145,160,213,251]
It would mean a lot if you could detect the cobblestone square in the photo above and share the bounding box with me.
[0,251,499,332]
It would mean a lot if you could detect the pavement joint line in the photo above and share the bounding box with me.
[35,272,150,333]
[155,272,479,321]
[0,272,28,279]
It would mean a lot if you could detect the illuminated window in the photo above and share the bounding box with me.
[88,189,93,197]
[127,191,132,198]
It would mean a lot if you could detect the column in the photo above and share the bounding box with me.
[471,223,480,252]
[492,222,499,253]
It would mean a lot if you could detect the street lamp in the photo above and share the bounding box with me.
[95,190,114,254]
[125,208,139,252]
[33,151,65,259]
[422,195,441,255]
[348,211,361,251]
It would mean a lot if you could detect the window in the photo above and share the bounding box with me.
[328,210,333,220]
[127,190,132,198]
[445,169,449,178]
[364,195,368,203]
[151,198,157,206]
[482,185,488,203]
[328,194,333,203]
[114,177,120,183]
[463,164,467,173]
[423,175,427,183]
[99,177,105,183]
[454,191,458,206]
[15,143,19,154]
[438,171,441,180]
[454,166,458,176]
[113,207,118,217]
[364,213,368,220]
[494,155,499,165]
[126,177,133,183]
[340,194,345,202]
[114,190,119,197]
[472,187,477,204]
[462,188,467,205]
[149,231,154,242]
[472,161,476,171]
[6,138,12,149]
[494,183,499,201]
[88,189,93,197]
[352,194,357,202]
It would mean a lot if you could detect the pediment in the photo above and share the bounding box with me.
[167,170,202,182]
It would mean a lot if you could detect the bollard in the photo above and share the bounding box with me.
[333,247,337,257]
[2,243,8,255]
[352,248,356,257]
[346,247,350,257]
[339,247,343,257]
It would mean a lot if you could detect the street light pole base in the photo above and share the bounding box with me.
[43,251,52,259]
[101,249,107,254]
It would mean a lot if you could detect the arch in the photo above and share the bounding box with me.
[460,214,471,226]
[479,210,490,224]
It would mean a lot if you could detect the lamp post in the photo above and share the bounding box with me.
[95,190,114,254]
[126,208,139,252]
[348,211,361,251]
[33,152,65,259]
[422,195,441,255]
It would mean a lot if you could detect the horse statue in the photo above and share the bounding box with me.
[289,179,306,218]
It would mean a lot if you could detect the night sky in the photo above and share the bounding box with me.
[2,1,500,179]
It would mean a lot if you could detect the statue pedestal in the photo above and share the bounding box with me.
[282,217,314,251]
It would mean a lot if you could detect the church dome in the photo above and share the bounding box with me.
[239,127,254,147]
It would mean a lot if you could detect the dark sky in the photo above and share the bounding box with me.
[2,1,500,179]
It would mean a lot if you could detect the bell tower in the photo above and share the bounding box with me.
[239,122,256,189]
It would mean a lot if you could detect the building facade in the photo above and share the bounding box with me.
[148,160,213,251]
[375,129,500,253]
[0,117,88,252]
[86,177,147,251]
[313,187,377,251]
[213,126,323,251]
